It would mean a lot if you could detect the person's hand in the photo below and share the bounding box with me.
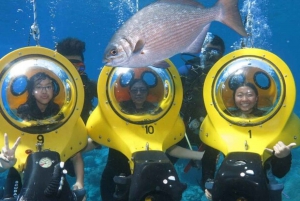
[72,182,86,201]
[265,141,296,158]
[0,133,21,169]
[72,181,83,190]
[205,189,212,201]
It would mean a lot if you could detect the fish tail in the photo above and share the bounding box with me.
[215,0,247,36]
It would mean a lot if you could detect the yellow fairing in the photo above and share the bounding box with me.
[0,46,87,172]
[87,60,185,171]
[200,48,300,162]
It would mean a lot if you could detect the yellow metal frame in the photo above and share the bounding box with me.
[0,46,87,171]
[87,60,185,171]
[200,48,300,162]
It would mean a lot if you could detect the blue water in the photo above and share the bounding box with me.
[1,0,300,200]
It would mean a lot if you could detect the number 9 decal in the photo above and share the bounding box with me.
[37,135,45,144]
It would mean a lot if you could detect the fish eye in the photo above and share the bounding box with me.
[110,49,118,56]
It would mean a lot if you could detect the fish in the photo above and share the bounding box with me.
[103,0,247,68]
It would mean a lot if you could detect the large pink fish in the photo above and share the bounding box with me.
[103,0,247,68]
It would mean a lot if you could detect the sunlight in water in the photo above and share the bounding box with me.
[232,0,272,50]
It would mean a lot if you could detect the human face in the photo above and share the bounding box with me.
[129,81,148,107]
[32,78,54,108]
[234,86,258,114]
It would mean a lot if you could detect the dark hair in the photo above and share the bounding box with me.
[56,37,86,61]
[27,72,57,104]
[129,79,149,90]
[233,82,258,99]
[209,34,225,54]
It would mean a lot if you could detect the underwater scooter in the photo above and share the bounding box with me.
[87,60,187,201]
[200,48,300,201]
[0,47,88,201]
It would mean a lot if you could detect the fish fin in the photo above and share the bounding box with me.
[158,0,205,8]
[133,40,145,54]
[149,60,170,68]
[215,0,247,36]
[183,24,211,54]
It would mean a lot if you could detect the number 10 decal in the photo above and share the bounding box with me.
[145,125,154,134]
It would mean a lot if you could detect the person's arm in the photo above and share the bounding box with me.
[265,141,296,178]
[166,145,205,160]
[81,137,101,153]
[0,133,21,172]
[71,152,84,190]
[270,154,292,178]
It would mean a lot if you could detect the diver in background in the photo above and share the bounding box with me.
[174,33,225,190]
[56,37,98,123]
[56,37,100,152]
[56,37,101,198]
[178,32,224,146]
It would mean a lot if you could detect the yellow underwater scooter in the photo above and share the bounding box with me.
[87,60,187,201]
[200,48,300,201]
[0,46,87,200]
